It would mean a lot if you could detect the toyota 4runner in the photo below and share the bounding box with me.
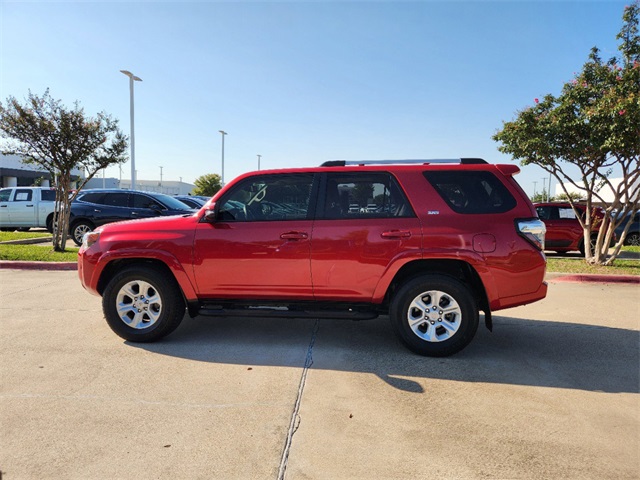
[78,159,547,357]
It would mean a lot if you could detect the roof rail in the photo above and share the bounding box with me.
[320,158,487,167]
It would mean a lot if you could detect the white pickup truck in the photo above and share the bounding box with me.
[0,187,57,232]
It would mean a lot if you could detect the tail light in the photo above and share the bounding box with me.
[516,218,546,251]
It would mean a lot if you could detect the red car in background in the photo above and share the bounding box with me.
[534,202,608,255]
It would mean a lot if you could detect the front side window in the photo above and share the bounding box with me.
[217,174,315,222]
[0,189,10,202]
[320,172,413,220]
[132,194,164,210]
[13,189,32,202]
[424,171,516,214]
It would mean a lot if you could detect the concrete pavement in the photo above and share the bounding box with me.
[0,270,638,479]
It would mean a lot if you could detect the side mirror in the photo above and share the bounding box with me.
[202,202,217,223]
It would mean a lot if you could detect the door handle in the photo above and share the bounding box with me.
[280,232,308,240]
[26,204,34,207]
[381,230,411,239]
[94,209,102,213]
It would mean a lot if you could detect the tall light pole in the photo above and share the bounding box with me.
[533,181,537,198]
[541,177,548,202]
[159,166,163,190]
[120,70,142,190]
[219,130,227,185]
[257,154,261,170]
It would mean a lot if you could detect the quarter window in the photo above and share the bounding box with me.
[424,171,516,214]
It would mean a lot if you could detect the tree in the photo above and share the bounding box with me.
[192,173,222,197]
[493,2,640,265]
[0,90,128,251]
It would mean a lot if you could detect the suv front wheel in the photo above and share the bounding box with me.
[102,265,186,342]
[390,275,479,357]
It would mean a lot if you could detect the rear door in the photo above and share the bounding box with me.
[310,172,422,302]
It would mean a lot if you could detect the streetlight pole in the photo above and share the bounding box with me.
[219,130,227,185]
[257,154,261,170]
[533,181,537,198]
[159,166,163,190]
[120,70,142,190]
[541,178,548,202]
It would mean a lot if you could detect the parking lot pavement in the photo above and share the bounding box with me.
[1,271,638,479]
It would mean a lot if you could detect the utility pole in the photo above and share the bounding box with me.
[533,181,537,198]
[219,130,227,185]
[159,166,163,189]
[257,154,262,170]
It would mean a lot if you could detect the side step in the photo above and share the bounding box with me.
[197,303,379,320]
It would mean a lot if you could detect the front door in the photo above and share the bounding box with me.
[193,173,317,300]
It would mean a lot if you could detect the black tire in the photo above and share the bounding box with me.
[46,215,54,234]
[70,220,94,246]
[102,265,186,342]
[390,275,479,357]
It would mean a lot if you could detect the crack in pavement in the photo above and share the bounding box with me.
[277,319,319,480]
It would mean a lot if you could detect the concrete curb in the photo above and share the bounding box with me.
[548,274,640,284]
[0,261,77,271]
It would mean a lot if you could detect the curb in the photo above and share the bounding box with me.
[548,274,640,284]
[0,261,77,271]
[0,236,53,245]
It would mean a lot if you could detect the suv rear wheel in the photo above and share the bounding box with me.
[390,275,478,357]
[102,265,186,342]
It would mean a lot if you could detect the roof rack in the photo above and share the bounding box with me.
[320,158,487,167]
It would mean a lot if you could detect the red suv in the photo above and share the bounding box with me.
[534,202,607,255]
[78,159,547,357]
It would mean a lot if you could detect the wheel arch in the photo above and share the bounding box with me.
[96,257,198,317]
[383,259,491,323]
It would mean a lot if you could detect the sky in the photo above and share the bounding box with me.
[0,0,630,196]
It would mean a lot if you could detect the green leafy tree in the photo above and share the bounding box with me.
[192,173,222,197]
[494,2,640,265]
[0,90,128,251]
[530,190,556,203]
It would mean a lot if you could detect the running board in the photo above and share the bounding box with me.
[197,304,379,320]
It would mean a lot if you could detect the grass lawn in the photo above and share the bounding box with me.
[546,257,640,276]
[0,244,79,262]
[0,231,51,242]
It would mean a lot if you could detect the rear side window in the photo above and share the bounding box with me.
[320,172,414,220]
[78,192,106,204]
[424,171,516,214]
[41,190,56,201]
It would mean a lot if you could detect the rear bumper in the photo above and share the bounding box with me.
[491,281,548,311]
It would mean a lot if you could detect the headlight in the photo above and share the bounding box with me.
[82,231,101,249]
